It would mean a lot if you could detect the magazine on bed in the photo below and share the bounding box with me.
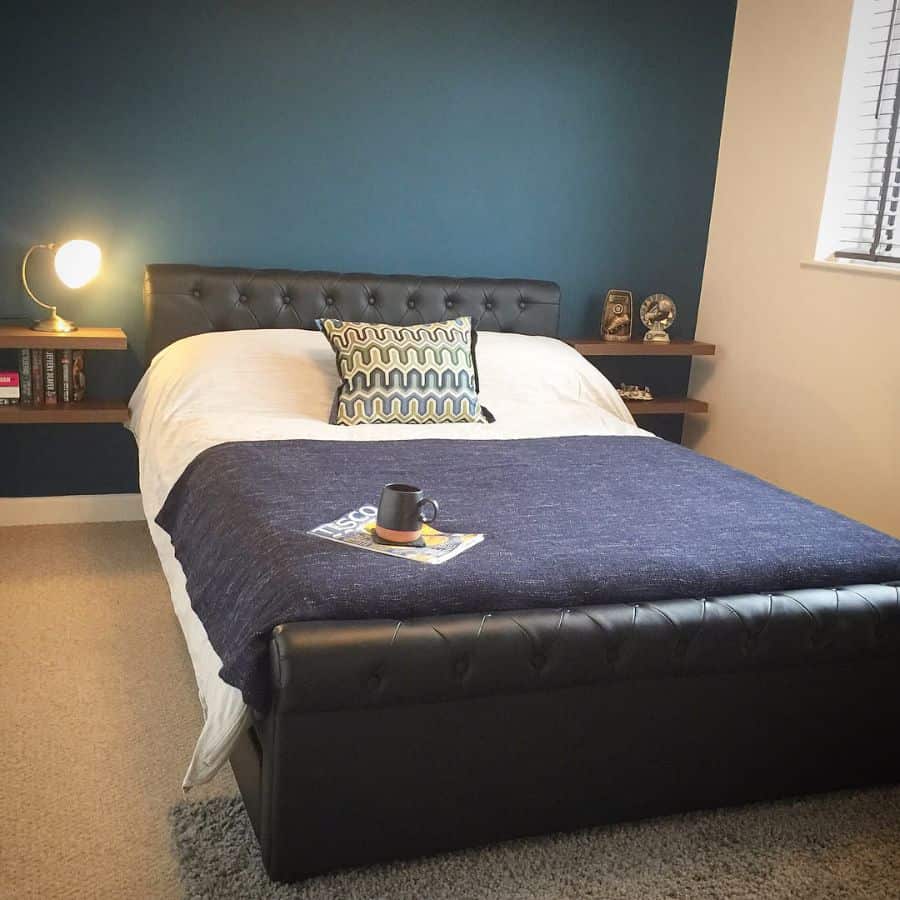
[307,505,483,565]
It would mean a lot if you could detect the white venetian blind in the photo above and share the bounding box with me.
[832,0,900,263]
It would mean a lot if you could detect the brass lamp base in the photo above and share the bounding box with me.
[31,308,78,333]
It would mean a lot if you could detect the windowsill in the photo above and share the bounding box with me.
[802,258,900,281]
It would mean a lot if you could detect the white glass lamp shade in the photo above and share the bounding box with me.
[53,240,102,288]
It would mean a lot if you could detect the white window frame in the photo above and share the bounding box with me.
[816,0,900,271]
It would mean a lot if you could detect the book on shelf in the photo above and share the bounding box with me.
[8,349,89,406]
[72,349,86,402]
[0,371,20,406]
[30,349,43,405]
[43,350,57,404]
[59,349,73,403]
[18,349,32,404]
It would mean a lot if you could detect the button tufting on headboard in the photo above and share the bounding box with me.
[142,264,561,362]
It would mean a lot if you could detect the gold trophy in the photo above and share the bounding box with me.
[600,290,633,342]
[640,293,677,343]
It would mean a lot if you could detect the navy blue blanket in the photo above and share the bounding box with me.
[156,436,900,710]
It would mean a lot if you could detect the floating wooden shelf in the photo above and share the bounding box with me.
[0,325,127,351]
[625,396,708,415]
[0,400,130,424]
[0,325,129,425]
[569,338,715,357]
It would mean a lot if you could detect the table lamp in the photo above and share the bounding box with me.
[21,239,102,333]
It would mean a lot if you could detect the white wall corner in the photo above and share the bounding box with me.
[0,494,144,527]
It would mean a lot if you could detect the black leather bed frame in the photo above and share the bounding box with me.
[144,264,900,882]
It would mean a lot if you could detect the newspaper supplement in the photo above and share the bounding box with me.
[308,506,483,565]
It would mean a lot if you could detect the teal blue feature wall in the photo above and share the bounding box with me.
[0,0,735,496]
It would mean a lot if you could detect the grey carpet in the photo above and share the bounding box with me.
[0,522,236,900]
[171,786,900,900]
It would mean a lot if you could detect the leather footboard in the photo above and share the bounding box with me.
[230,586,900,882]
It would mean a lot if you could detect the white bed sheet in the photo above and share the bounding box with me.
[129,327,652,788]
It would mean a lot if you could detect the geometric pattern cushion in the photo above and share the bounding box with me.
[319,317,489,425]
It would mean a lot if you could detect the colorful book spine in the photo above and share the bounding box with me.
[59,349,73,403]
[18,349,33,404]
[0,371,20,405]
[31,349,44,405]
[72,350,86,402]
[44,350,57,404]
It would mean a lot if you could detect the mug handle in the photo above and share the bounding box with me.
[417,497,439,524]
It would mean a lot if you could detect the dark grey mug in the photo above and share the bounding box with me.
[375,483,439,544]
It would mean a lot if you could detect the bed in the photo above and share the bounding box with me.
[132,264,900,882]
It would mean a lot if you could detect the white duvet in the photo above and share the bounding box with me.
[129,328,651,788]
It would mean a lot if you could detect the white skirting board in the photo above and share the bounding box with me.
[0,494,144,527]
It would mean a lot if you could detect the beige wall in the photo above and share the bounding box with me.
[686,0,900,537]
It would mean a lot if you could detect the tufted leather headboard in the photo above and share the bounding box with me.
[143,264,561,361]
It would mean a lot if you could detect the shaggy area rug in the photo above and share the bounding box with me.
[171,787,900,899]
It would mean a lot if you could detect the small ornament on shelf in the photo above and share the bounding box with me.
[600,290,633,342]
[617,383,654,401]
[640,293,677,343]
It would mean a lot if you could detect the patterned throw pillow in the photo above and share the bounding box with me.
[319,317,492,425]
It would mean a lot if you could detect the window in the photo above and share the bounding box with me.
[817,0,900,266]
